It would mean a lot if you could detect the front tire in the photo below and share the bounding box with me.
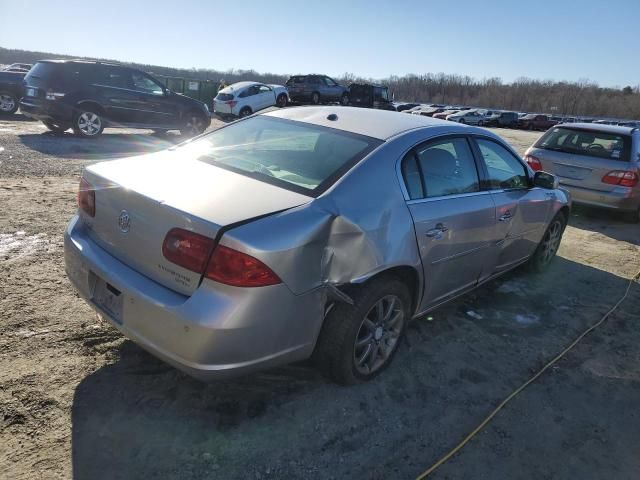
[313,276,410,385]
[0,93,19,115]
[340,94,350,106]
[181,111,208,137]
[478,120,484,126]
[73,109,104,138]
[530,212,566,272]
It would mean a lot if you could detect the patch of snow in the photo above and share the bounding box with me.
[0,232,55,259]
[515,314,539,325]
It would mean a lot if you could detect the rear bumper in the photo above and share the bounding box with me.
[64,214,324,381]
[560,182,640,211]
[20,99,72,124]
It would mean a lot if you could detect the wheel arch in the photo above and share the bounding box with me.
[74,101,106,121]
[343,265,422,317]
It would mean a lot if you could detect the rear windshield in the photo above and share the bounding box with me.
[534,127,631,161]
[216,93,234,101]
[286,76,305,85]
[24,62,60,81]
[184,116,381,195]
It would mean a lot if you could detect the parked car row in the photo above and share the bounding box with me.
[5,60,212,138]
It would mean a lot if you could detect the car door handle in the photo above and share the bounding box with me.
[498,211,513,222]
[425,223,449,238]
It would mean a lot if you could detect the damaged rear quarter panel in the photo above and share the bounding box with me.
[218,130,458,302]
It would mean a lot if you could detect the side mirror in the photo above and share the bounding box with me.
[163,88,171,97]
[533,170,558,189]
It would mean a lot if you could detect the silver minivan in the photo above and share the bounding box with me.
[525,123,640,222]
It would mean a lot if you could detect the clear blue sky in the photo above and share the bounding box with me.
[1,0,638,87]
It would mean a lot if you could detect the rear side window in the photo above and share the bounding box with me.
[476,139,528,189]
[402,137,480,199]
[187,116,380,195]
[534,127,631,161]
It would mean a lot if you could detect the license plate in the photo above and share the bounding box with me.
[26,88,36,97]
[92,276,124,324]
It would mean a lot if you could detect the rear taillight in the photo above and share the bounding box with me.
[602,170,639,187]
[77,178,95,217]
[45,89,65,100]
[162,228,215,273]
[162,229,281,287]
[227,100,238,108]
[205,245,281,287]
[524,154,542,171]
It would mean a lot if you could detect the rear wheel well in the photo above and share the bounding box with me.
[74,101,105,120]
[340,266,421,316]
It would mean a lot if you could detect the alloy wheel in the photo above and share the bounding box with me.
[540,220,562,265]
[353,295,404,375]
[77,112,101,136]
[0,94,16,112]
[185,115,205,135]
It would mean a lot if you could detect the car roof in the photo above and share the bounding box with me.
[225,81,260,90]
[555,122,638,135]
[263,106,459,140]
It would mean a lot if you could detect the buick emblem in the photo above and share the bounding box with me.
[118,210,131,233]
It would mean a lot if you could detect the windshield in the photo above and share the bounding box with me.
[534,127,631,161]
[183,116,381,195]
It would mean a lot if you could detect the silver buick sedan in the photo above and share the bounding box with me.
[64,107,570,384]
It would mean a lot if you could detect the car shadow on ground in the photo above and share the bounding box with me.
[18,131,185,160]
[0,112,37,122]
[70,256,640,479]
[569,204,640,245]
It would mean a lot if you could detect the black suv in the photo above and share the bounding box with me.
[20,60,211,137]
[348,83,394,110]
[285,74,349,105]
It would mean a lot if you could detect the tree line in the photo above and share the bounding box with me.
[1,47,638,120]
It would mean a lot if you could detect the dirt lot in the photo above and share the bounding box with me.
[1,113,639,480]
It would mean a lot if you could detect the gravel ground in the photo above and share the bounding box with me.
[1,113,639,480]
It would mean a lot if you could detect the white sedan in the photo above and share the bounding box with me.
[213,81,289,118]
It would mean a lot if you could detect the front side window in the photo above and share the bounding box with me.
[476,138,528,189]
[258,85,271,93]
[534,127,631,161]
[184,116,380,194]
[402,137,480,199]
[324,77,337,87]
[131,72,164,95]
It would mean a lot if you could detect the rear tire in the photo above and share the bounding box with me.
[239,106,252,118]
[458,118,466,124]
[313,276,410,385]
[43,121,68,134]
[72,108,104,138]
[625,207,640,223]
[0,93,19,115]
[529,212,566,272]
[478,120,484,126]
[311,92,320,105]
[276,94,288,108]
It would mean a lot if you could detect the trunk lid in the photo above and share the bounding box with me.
[83,150,311,295]
[532,147,631,193]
